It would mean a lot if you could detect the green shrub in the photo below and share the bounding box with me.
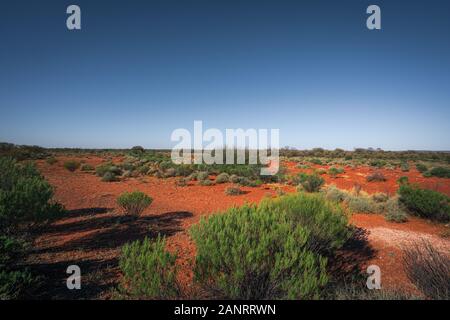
[229,174,240,184]
[118,236,178,299]
[135,165,150,175]
[398,185,449,222]
[316,168,327,175]
[366,171,386,182]
[423,171,432,178]
[259,193,352,253]
[80,164,94,171]
[294,173,324,192]
[63,160,80,172]
[369,160,387,168]
[310,158,323,165]
[176,178,188,187]
[121,162,136,172]
[45,157,57,165]
[190,193,351,299]
[215,173,230,184]
[225,186,244,196]
[117,191,153,217]
[96,162,122,177]
[345,195,380,214]
[101,171,117,182]
[131,146,145,154]
[415,163,428,173]
[323,185,347,203]
[188,172,198,181]
[397,176,409,186]
[328,167,344,177]
[371,193,389,203]
[199,179,214,186]
[197,171,209,181]
[384,198,408,223]
[0,158,63,231]
[237,177,254,187]
[163,168,176,178]
[0,235,37,299]
[0,266,36,300]
[429,167,450,178]
[175,165,194,177]
[0,158,63,298]
[400,162,410,172]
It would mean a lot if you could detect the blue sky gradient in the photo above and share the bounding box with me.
[1,0,449,150]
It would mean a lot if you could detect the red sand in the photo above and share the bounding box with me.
[28,156,449,299]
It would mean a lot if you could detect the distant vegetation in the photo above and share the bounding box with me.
[63,160,80,172]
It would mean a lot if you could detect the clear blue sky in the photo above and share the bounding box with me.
[1,0,449,150]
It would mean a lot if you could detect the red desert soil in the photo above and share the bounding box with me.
[28,156,449,299]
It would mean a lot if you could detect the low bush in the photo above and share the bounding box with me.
[197,171,209,181]
[428,167,450,178]
[398,185,449,222]
[423,171,432,178]
[415,163,428,173]
[163,168,176,178]
[63,160,80,172]
[237,177,254,187]
[80,164,94,171]
[400,162,410,172]
[371,193,389,203]
[175,165,194,177]
[0,158,63,298]
[101,172,117,182]
[328,167,344,177]
[369,160,387,168]
[118,236,178,299]
[323,185,348,203]
[310,158,323,165]
[215,173,229,184]
[45,157,57,165]
[330,283,421,300]
[176,178,188,187]
[403,241,449,300]
[397,176,409,186]
[225,186,244,196]
[190,193,351,299]
[366,171,386,182]
[384,198,408,223]
[294,173,325,192]
[316,168,327,175]
[345,195,380,214]
[0,158,63,231]
[229,174,240,184]
[199,179,214,186]
[216,172,230,183]
[96,162,122,177]
[117,191,153,217]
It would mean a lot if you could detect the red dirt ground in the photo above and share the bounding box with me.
[28,156,449,299]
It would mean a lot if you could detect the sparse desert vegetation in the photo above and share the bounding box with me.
[1,143,449,300]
